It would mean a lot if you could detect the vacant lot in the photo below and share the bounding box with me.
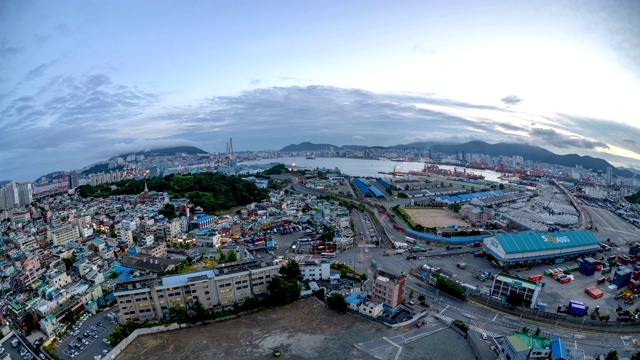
[116,298,474,360]
[404,208,467,228]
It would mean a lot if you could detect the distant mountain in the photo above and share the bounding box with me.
[280,141,635,178]
[619,167,640,176]
[81,163,125,176]
[429,141,634,178]
[113,146,209,159]
[281,142,342,152]
[0,180,10,186]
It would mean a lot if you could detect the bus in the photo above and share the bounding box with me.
[320,252,336,258]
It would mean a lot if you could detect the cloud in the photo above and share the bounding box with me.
[25,60,59,81]
[529,127,609,150]
[501,95,522,105]
[33,33,54,44]
[412,45,436,56]
[0,39,24,58]
[3,83,639,181]
[623,138,637,145]
[249,79,260,85]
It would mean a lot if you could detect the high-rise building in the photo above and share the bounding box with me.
[69,171,80,189]
[512,155,524,169]
[0,182,18,210]
[606,167,613,185]
[17,182,32,207]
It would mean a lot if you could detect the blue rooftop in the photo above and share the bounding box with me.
[345,293,367,305]
[495,230,600,254]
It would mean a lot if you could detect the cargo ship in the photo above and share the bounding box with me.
[420,164,485,180]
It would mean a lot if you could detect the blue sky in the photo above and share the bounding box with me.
[1,1,640,181]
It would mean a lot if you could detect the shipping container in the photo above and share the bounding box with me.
[585,286,604,299]
[559,277,571,284]
[528,274,543,282]
[554,258,565,264]
[457,262,467,269]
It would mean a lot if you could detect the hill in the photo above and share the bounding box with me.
[113,146,209,159]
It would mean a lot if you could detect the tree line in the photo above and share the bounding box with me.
[78,172,270,214]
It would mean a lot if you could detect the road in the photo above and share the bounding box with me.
[292,177,640,357]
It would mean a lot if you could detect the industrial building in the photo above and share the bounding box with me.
[483,230,600,267]
[353,178,385,198]
[490,273,542,309]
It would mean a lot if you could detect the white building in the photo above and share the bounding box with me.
[359,301,384,318]
[300,260,330,281]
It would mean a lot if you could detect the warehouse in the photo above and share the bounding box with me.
[483,230,600,268]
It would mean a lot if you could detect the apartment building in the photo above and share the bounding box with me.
[47,223,80,246]
[139,242,167,258]
[370,270,406,313]
[115,258,280,323]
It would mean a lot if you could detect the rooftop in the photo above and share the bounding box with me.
[492,230,599,254]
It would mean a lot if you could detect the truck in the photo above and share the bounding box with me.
[395,249,405,254]
[411,247,422,253]
[371,259,378,268]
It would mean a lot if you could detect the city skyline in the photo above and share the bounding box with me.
[2,1,640,181]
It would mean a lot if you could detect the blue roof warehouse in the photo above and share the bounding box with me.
[483,230,601,267]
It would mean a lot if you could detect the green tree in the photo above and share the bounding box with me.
[62,255,77,270]
[326,293,348,314]
[630,351,640,360]
[359,273,367,281]
[227,250,237,263]
[521,326,530,334]
[267,275,301,305]
[535,327,541,336]
[279,259,302,283]
[505,292,526,308]
[168,305,188,324]
[186,256,193,265]
[418,294,426,302]
[109,272,119,280]
[190,299,207,323]
[606,350,619,360]
[218,251,226,264]
[409,289,415,299]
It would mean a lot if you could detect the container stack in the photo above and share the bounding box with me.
[612,267,632,289]
[527,274,543,282]
[580,257,598,276]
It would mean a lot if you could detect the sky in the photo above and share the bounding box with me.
[2,1,640,182]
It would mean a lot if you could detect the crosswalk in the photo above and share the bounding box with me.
[436,314,501,338]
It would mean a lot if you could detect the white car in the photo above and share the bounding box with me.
[481,333,488,340]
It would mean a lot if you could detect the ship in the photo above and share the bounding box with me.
[305,154,316,159]
[420,164,485,180]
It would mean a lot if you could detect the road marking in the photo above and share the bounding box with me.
[493,313,499,321]
[436,314,501,337]
[440,305,449,314]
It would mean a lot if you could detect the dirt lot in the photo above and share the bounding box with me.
[116,298,474,360]
[404,208,468,228]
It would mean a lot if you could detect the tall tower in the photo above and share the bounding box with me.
[606,167,613,185]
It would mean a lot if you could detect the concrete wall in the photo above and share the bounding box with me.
[104,323,182,359]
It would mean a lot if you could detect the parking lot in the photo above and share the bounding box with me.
[54,310,117,360]
[1,336,37,360]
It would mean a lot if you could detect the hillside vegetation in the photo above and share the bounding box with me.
[78,172,269,213]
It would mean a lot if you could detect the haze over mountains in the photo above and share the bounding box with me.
[16,140,636,185]
[281,141,636,178]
